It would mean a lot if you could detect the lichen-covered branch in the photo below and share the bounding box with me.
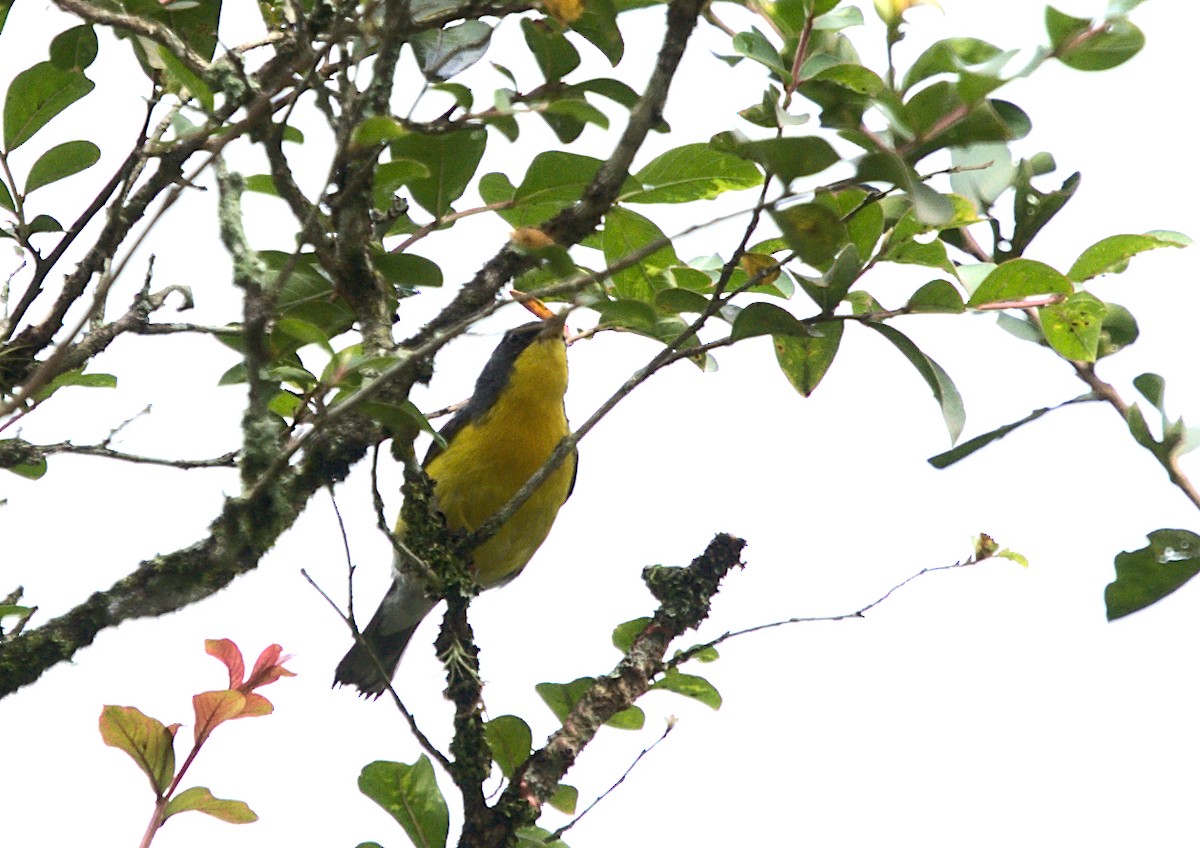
[481,534,746,843]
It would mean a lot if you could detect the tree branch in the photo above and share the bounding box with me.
[405,0,707,348]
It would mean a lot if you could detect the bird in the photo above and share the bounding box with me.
[334,314,576,696]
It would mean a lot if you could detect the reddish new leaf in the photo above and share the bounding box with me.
[192,690,247,746]
[239,692,274,718]
[242,643,295,692]
[205,639,245,689]
[205,639,294,694]
[98,705,179,796]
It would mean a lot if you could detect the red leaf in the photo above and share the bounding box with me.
[192,690,247,746]
[242,643,295,693]
[98,705,178,796]
[205,639,245,689]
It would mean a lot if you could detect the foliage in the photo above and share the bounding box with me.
[98,640,294,846]
[0,0,1195,845]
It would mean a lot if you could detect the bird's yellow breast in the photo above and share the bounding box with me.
[424,336,574,586]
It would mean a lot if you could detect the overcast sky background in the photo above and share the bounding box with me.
[3,1,1200,846]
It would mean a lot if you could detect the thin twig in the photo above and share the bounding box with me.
[669,549,999,667]
[299,568,453,772]
[545,721,676,844]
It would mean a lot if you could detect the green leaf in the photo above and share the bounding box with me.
[868,323,965,442]
[950,142,1017,212]
[1133,372,1166,412]
[907,280,964,313]
[516,826,571,848]
[571,77,639,109]
[857,153,955,225]
[1097,302,1138,358]
[1038,291,1107,361]
[711,132,839,183]
[542,97,609,130]
[817,188,884,260]
[353,116,408,147]
[548,784,579,814]
[772,203,848,268]
[536,678,645,729]
[3,61,95,151]
[522,18,581,81]
[0,180,13,212]
[1007,166,1080,259]
[571,0,623,64]
[967,259,1072,308]
[389,128,487,216]
[1067,232,1191,282]
[1,443,47,479]
[275,316,332,351]
[1056,15,1144,71]
[26,214,63,235]
[796,244,862,312]
[602,206,679,300]
[24,140,100,193]
[359,758,449,848]
[625,143,762,203]
[928,405,1060,469]
[773,322,844,396]
[411,20,493,80]
[374,252,443,288]
[484,715,532,779]
[650,668,722,709]
[489,151,638,226]
[119,0,222,60]
[1106,530,1200,620]
[98,705,178,795]
[159,45,215,112]
[0,0,12,33]
[611,617,651,652]
[656,287,711,314]
[431,82,473,109]
[244,174,279,196]
[163,787,257,823]
[0,604,33,620]
[49,25,99,70]
[597,298,657,333]
[732,28,789,76]
[374,158,432,209]
[605,705,646,729]
[813,4,863,30]
[811,63,884,96]
[903,37,1004,89]
[883,237,954,276]
[762,0,839,34]
[33,368,117,402]
[1046,6,1090,51]
[730,302,805,341]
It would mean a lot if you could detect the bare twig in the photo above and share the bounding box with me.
[300,568,452,772]
[669,545,1003,667]
[545,721,676,844]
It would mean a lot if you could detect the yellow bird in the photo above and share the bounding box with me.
[334,314,576,696]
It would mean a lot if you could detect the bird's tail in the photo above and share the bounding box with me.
[333,574,435,697]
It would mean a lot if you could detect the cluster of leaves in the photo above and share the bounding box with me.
[355,617,720,848]
[98,639,293,845]
[1,0,1197,843]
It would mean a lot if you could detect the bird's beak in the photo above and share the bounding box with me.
[514,291,569,340]
[539,308,569,342]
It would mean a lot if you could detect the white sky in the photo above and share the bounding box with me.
[3,1,1200,846]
